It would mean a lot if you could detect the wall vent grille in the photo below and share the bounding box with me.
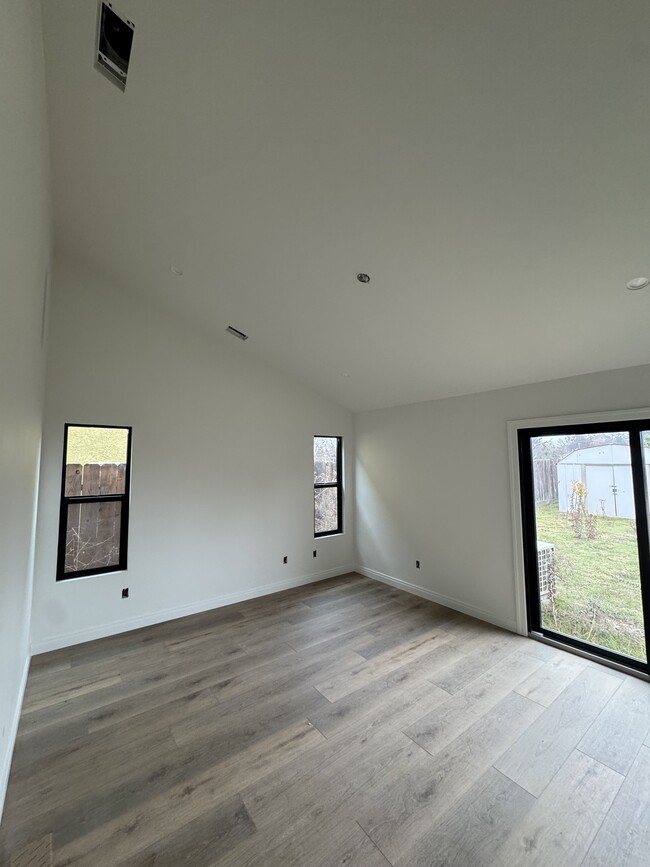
[95,2,134,92]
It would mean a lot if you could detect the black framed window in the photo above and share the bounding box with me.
[518,418,650,675]
[56,424,132,581]
[314,436,342,537]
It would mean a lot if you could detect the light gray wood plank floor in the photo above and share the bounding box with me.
[1,572,649,866]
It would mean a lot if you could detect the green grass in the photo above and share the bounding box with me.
[535,503,646,660]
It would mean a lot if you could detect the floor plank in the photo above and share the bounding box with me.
[112,795,256,867]
[494,665,622,796]
[577,675,650,774]
[429,633,522,694]
[308,643,461,739]
[50,721,323,867]
[514,651,587,706]
[356,692,544,864]
[395,767,535,867]
[404,650,544,757]
[313,629,453,702]
[581,745,650,867]
[494,750,623,867]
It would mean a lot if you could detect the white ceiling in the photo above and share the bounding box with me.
[42,0,650,412]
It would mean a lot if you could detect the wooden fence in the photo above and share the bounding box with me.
[64,462,126,574]
[533,459,558,505]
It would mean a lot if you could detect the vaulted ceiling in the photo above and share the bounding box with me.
[42,0,650,411]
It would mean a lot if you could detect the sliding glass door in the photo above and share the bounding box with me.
[518,419,650,674]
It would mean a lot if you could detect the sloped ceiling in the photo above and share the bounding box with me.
[42,0,650,411]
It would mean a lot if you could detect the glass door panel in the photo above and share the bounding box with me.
[529,430,646,663]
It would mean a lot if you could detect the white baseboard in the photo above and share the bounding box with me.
[356,565,518,633]
[31,565,357,655]
[0,653,30,823]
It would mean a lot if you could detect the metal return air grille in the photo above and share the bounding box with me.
[95,2,134,91]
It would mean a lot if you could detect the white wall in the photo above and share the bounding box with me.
[0,0,51,819]
[355,364,650,631]
[31,257,354,653]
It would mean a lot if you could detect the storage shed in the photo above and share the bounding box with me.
[557,444,650,519]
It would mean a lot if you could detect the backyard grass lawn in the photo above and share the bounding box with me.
[535,503,646,660]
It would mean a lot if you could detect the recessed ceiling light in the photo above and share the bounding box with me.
[626,277,649,290]
[342,373,351,378]
[170,265,183,276]
[357,273,370,284]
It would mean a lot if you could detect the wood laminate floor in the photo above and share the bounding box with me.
[2,573,650,866]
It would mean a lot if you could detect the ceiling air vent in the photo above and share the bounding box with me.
[95,2,134,91]
[226,326,249,341]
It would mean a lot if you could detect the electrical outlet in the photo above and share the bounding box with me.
[283,556,288,564]
[122,588,129,598]
[415,560,420,569]
[313,550,317,558]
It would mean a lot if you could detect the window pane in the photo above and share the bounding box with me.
[66,426,129,465]
[64,500,122,573]
[65,427,129,496]
[314,436,338,483]
[315,487,338,534]
[531,432,645,662]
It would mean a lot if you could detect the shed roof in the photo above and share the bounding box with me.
[558,444,650,465]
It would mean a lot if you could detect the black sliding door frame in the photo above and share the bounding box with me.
[518,417,650,676]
